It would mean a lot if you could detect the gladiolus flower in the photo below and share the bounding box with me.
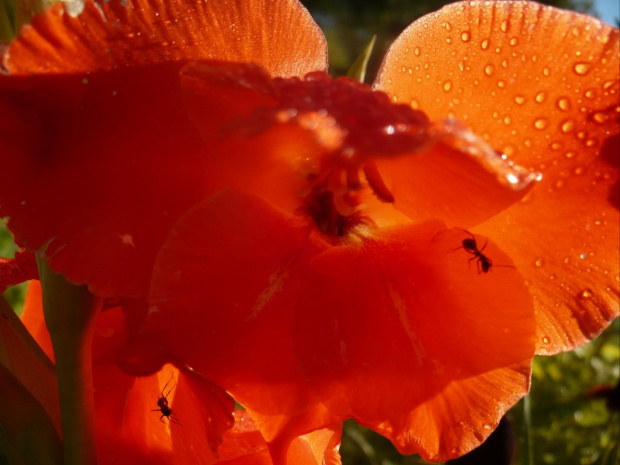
[0,0,617,463]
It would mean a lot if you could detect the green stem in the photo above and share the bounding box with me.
[37,258,101,465]
[523,393,534,465]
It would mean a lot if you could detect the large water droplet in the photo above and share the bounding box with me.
[573,62,592,76]
[461,31,471,42]
[534,118,548,130]
[556,97,571,111]
[535,91,546,103]
[484,64,494,76]
[592,112,610,124]
[481,38,490,50]
[501,20,509,32]
[560,119,576,133]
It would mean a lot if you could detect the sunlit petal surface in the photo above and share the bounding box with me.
[375,0,619,353]
[4,0,326,77]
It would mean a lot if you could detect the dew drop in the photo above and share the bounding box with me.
[543,67,551,77]
[411,99,419,109]
[574,166,585,175]
[497,80,506,88]
[535,258,544,267]
[514,95,526,105]
[503,145,515,155]
[443,21,452,31]
[579,253,588,260]
[481,38,490,50]
[573,62,592,75]
[501,20,509,32]
[414,47,420,56]
[534,118,548,130]
[556,97,571,111]
[484,64,494,75]
[555,179,565,189]
[585,139,597,148]
[509,37,518,46]
[550,141,562,150]
[563,256,571,264]
[579,289,593,299]
[565,152,575,159]
[542,336,550,344]
[503,116,512,125]
[560,119,576,133]
[584,89,596,99]
[592,112,610,124]
[446,37,452,44]
[535,91,546,103]
[461,31,471,42]
[501,59,509,68]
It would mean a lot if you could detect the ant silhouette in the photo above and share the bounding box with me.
[452,229,494,274]
[151,374,181,425]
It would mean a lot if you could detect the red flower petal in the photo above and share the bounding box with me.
[0,251,37,292]
[147,189,331,421]
[181,61,535,227]
[375,0,619,353]
[5,0,327,77]
[294,223,535,461]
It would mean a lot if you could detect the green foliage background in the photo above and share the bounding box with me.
[0,0,618,464]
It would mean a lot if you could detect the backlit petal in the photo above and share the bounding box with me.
[5,0,327,76]
[294,223,535,460]
[374,0,619,353]
[147,189,331,422]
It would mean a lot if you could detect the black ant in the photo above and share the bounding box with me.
[452,229,493,274]
[151,375,181,425]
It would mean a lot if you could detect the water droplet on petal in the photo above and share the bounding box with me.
[534,118,548,130]
[535,91,546,103]
[542,336,550,344]
[443,21,452,31]
[565,152,575,159]
[592,112,610,124]
[481,38,490,50]
[461,31,471,42]
[574,166,585,175]
[560,119,576,133]
[411,99,419,109]
[497,80,506,88]
[579,289,593,299]
[535,258,544,267]
[573,62,592,75]
[443,81,452,91]
[509,37,518,46]
[543,67,551,77]
[484,64,494,75]
[414,47,420,56]
[556,97,571,111]
[514,95,526,105]
[501,20,509,32]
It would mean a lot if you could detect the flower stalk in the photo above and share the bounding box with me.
[37,258,101,465]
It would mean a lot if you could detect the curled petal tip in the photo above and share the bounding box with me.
[432,119,542,191]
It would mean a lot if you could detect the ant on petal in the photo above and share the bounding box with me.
[452,229,493,274]
[151,374,181,425]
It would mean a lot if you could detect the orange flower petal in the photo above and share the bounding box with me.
[0,281,60,432]
[374,1,619,353]
[5,0,327,76]
[21,280,54,362]
[294,223,535,461]
[147,189,331,419]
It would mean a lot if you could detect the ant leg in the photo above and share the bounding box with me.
[160,415,166,424]
[151,409,161,412]
[467,256,476,270]
[480,238,488,252]
[451,245,464,253]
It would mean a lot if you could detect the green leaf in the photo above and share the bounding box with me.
[346,34,376,83]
